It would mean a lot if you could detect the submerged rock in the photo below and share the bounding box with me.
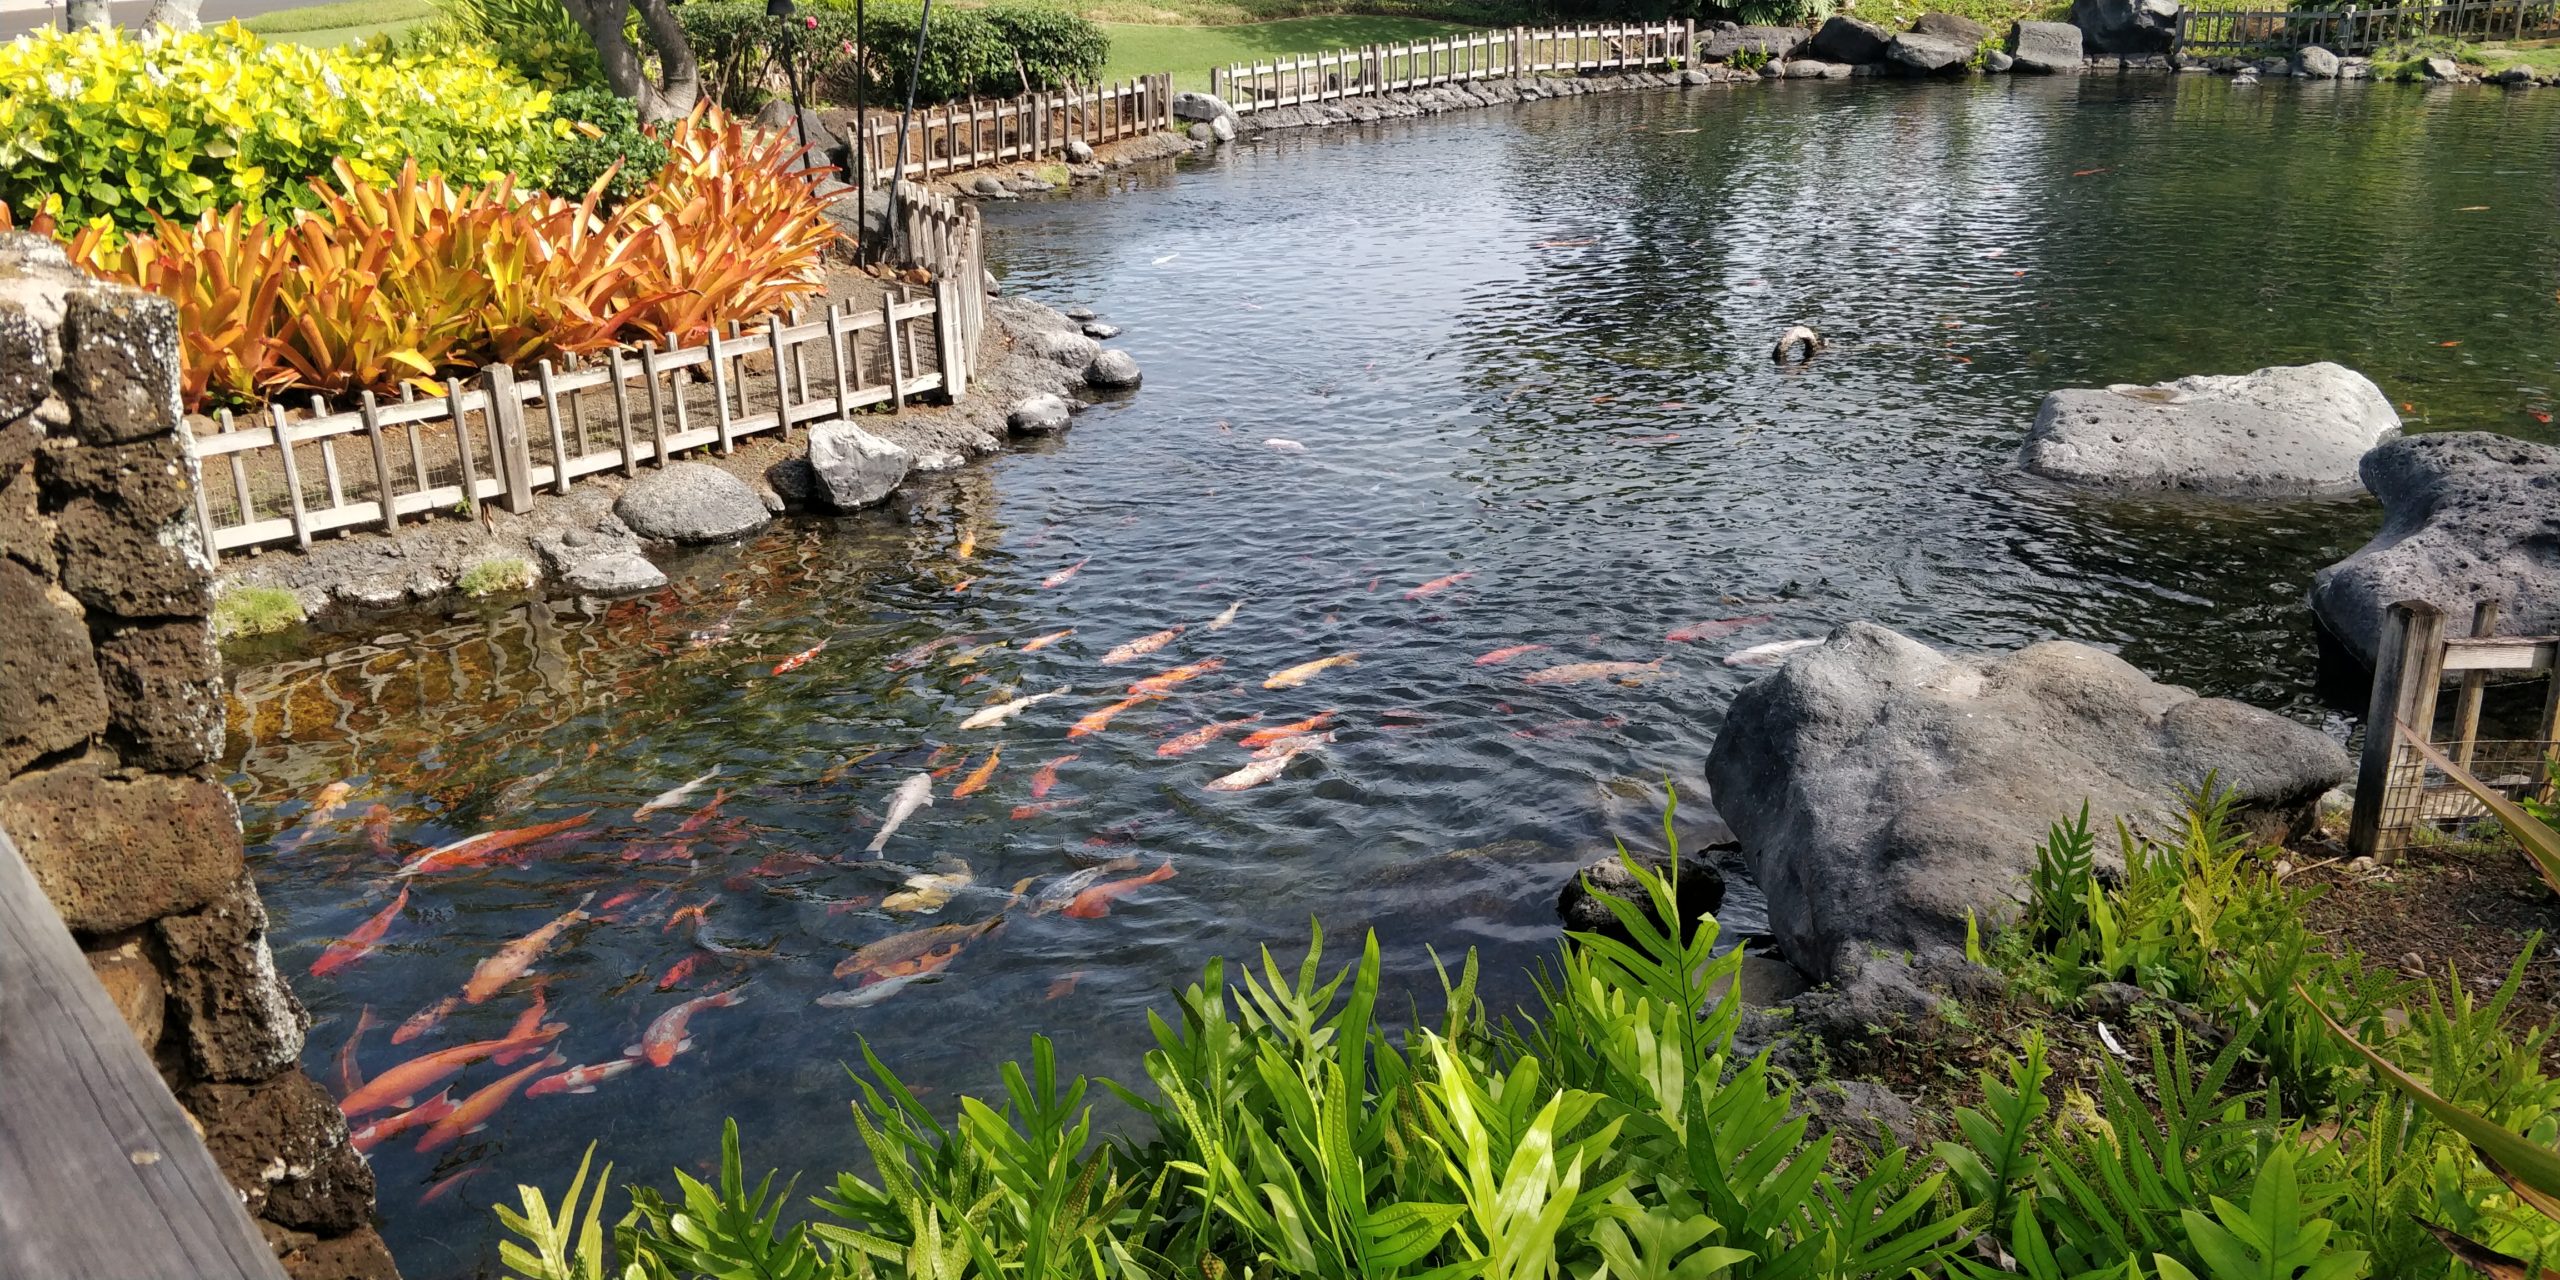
[614,462,771,544]
[2297,44,2341,76]
[805,421,914,510]
[2309,433,2560,667]
[562,550,667,595]
[2019,362,2399,497]
[1555,847,1726,939]
[2011,19,2085,72]
[1701,623,2349,987]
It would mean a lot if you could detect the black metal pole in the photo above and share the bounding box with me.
[886,0,935,263]
[853,0,867,263]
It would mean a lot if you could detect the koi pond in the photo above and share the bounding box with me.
[224,74,2560,1273]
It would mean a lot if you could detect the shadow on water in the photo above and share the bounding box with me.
[221,73,2560,1274]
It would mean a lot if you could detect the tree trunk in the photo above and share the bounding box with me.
[64,0,112,28]
[559,0,701,125]
[142,0,200,30]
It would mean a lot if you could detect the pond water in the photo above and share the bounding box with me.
[222,74,2560,1273]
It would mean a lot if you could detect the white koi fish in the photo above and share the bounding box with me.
[865,774,934,854]
[634,767,719,821]
[1725,638,1824,668]
[957,687,1071,731]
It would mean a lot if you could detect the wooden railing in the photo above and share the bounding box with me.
[853,75,1174,180]
[188,189,987,560]
[1210,22,1696,112]
[2349,600,2560,860]
[2173,0,2560,53]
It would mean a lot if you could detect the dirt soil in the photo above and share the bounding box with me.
[2297,822,2560,1042]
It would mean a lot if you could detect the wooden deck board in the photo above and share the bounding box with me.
[0,827,284,1280]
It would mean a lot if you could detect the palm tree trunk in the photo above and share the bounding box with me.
[64,0,113,28]
[142,0,200,30]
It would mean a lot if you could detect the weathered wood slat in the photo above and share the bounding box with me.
[2441,635,2559,672]
[0,826,287,1280]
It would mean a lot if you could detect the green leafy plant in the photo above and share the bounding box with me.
[982,4,1110,91]
[0,23,560,230]
[422,0,604,88]
[540,86,670,205]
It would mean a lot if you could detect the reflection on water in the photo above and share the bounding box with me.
[223,74,2560,1274]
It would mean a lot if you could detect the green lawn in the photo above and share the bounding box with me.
[1103,14,1480,89]
[240,0,429,45]
[2475,37,2560,72]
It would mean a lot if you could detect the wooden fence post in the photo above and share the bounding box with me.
[2349,600,2449,862]
[933,276,967,401]
[765,315,792,438]
[480,364,535,515]
[535,360,571,495]
[2451,601,2500,770]
[358,392,397,534]
[268,404,312,551]
[882,294,908,410]
[444,377,481,519]
[607,349,639,477]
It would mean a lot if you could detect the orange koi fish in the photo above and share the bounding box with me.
[462,895,593,1004]
[339,1027,560,1117]
[955,528,976,559]
[392,994,460,1045]
[1022,627,1076,652]
[490,985,561,1065]
[525,1058,639,1099]
[396,812,597,878]
[1666,616,1773,644]
[416,1053,563,1152]
[311,887,407,978]
[1010,797,1084,820]
[1264,653,1357,689]
[1061,862,1177,919]
[1404,572,1473,601]
[1129,658,1223,695]
[1041,558,1088,588]
[338,1006,376,1098]
[657,954,701,991]
[1239,712,1336,748]
[628,985,750,1068]
[1046,972,1084,999]
[1474,643,1547,666]
[1101,626,1185,666]
[1068,693,1159,738]
[420,1166,485,1204]
[773,640,828,675]
[951,747,1002,799]
[361,804,396,858]
[1521,659,1663,686]
[1030,753,1077,797]
[834,918,1003,984]
[349,1089,458,1154]
[1157,715,1262,757]
[279,780,355,852]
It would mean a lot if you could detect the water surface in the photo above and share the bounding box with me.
[223,74,2560,1274]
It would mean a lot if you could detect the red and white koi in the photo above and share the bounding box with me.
[1207,600,1244,630]
[525,1058,639,1098]
[349,1090,458,1154]
[1041,558,1089,588]
[392,994,460,1045]
[1061,862,1177,919]
[1021,628,1076,652]
[1239,712,1336,748]
[462,895,593,1004]
[1521,659,1663,686]
[772,640,828,675]
[1666,615,1774,644]
[1473,643,1547,666]
[628,986,750,1068]
[396,811,597,878]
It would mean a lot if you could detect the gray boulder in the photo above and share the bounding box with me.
[2011,20,2084,72]
[2296,44,2340,77]
[1085,349,1143,390]
[1910,11,1991,44]
[1811,15,1891,63]
[1064,138,1095,164]
[1210,115,1235,142]
[2423,55,2462,80]
[1172,90,1234,122]
[1984,48,2015,71]
[563,551,667,595]
[1082,320,1121,339]
[2309,434,2560,667]
[613,462,771,544]
[1556,847,1725,939]
[1007,393,1072,436]
[2071,0,2180,54]
[970,174,1009,197]
[1701,623,2350,985]
[2020,363,2400,497]
[804,421,913,510]
[1020,324,1101,371]
[1887,30,1977,73]
[1783,58,1852,77]
[1701,21,1809,61]
[764,455,820,508]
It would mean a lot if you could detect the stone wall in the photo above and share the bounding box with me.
[0,232,396,1279]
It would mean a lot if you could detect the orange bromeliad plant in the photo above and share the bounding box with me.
[14,107,835,410]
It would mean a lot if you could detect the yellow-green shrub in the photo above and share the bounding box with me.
[0,23,561,229]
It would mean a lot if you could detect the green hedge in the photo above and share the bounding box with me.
[679,0,1110,111]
